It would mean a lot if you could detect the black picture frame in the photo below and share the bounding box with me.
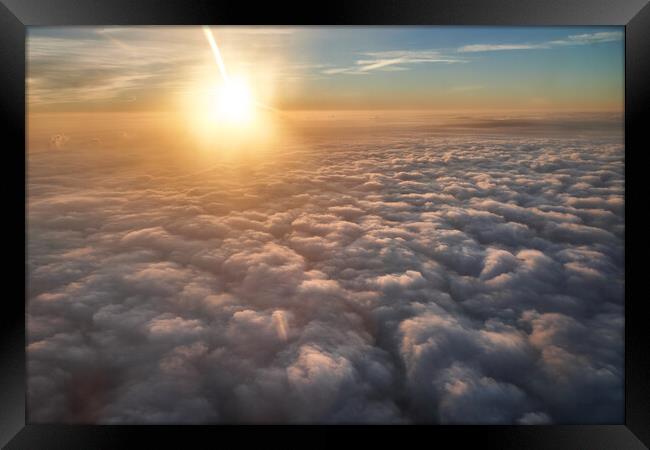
[1,0,648,448]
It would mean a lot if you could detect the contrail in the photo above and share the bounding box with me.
[95,29,135,56]
[203,26,230,84]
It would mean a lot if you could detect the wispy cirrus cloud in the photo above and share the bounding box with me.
[459,44,548,52]
[322,30,622,75]
[322,50,466,75]
[547,31,624,46]
[28,27,299,109]
[458,31,623,53]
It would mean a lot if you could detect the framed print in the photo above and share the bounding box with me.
[1,0,648,448]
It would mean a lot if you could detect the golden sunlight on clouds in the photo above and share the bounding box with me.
[169,26,288,154]
[26,26,625,425]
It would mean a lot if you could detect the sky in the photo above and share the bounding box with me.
[27,26,624,112]
[26,26,624,424]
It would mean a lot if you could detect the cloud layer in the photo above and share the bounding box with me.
[27,115,624,423]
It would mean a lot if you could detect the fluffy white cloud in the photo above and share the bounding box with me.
[27,116,624,423]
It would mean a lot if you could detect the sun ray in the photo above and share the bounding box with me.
[201,26,281,122]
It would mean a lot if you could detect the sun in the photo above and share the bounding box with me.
[210,77,254,124]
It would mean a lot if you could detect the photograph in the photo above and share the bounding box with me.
[26,25,625,425]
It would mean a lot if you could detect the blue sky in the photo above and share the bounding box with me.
[28,26,624,111]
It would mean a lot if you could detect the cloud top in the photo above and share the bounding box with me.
[27,115,624,423]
